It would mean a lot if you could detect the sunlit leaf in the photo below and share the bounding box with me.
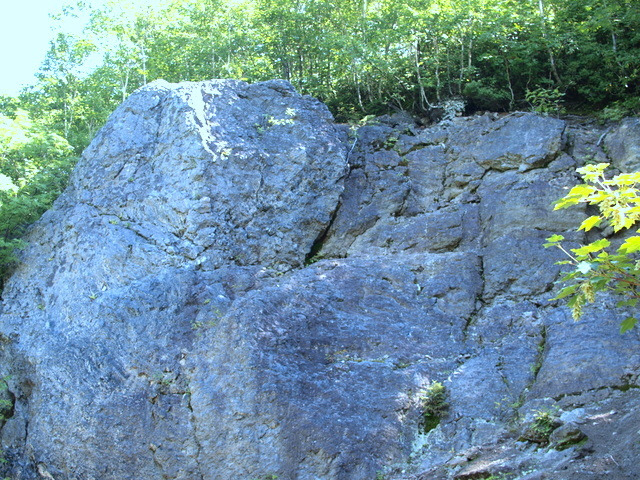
[577,163,608,180]
[543,234,564,248]
[578,215,602,231]
[591,238,610,250]
[570,184,596,198]
[545,234,564,243]
[554,196,581,210]
[572,239,610,256]
[619,236,640,254]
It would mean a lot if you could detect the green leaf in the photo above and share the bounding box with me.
[578,215,602,232]
[552,284,578,300]
[591,238,611,250]
[572,239,610,256]
[560,270,581,281]
[568,184,597,199]
[543,235,565,248]
[620,317,637,334]
[619,236,640,254]
[616,298,638,308]
[592,278,610,290]
[553,196,581,210]
[545,234,564,243]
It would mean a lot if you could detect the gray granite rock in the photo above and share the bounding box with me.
[0,82,638,480]
[604,117,640,172]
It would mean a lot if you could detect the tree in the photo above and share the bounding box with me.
[0,110,75,283]
[12,0,640,145]
[34,32,96,143]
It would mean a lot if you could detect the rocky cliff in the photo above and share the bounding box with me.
[0,80,639,480]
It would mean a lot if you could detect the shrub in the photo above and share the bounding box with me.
[525,87,565,116]
[519,409,561,445]
[418,381,448,433]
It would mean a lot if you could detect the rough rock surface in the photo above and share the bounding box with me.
[0,81,639,480]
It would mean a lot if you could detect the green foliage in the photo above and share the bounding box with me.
[12,0,639,143]
[483,475,514,480]
[0,376,12,470]
[0,110,75,283]
[545,163,640,332]
[463,81,511,111]
[597,97,640,123]
[418,381,448,434]
[531,409,558,438]
[519,408,560,445]
[525,87,565,116]
[0,377,12,420]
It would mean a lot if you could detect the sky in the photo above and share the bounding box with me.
[0,0,183,97]
[0,0,78,96]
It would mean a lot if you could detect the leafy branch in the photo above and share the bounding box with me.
[545,163,640,333]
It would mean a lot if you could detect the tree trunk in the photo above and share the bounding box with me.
[537,0,562,85]
[505,59,515,110]
[415,38,432,109]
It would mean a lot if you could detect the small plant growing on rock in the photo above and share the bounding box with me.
[484,474,516,480]
[519,409,561,445]
[545,163,640,332]
[0,376,12,472]
[418,381,448,433]
[383,136,398,149]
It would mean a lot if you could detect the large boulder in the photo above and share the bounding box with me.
[0,79,348,479]
[0,83,639,480]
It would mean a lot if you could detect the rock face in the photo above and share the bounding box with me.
[0,81,639,480]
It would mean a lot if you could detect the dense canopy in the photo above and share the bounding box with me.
[10,0,640,151]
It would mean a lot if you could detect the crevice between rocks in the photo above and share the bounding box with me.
[184,372,205,480]
[552,383,640,403]
[531,324,548,384]
[510,324,548,419]
[304,217,336,265]
[463,254,487,341]
[304,182,345,265]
